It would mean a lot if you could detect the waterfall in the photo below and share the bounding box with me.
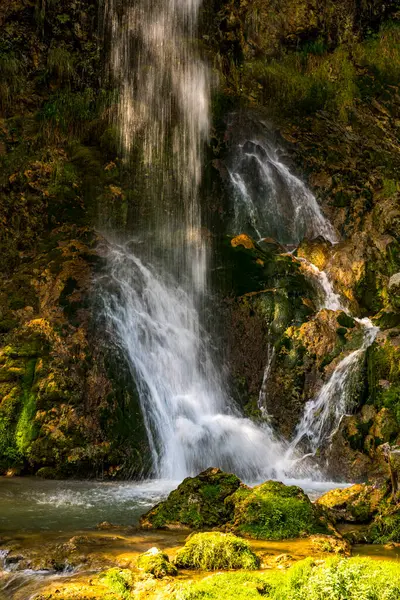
[102,2,288,481]
[226,118,338,245]
[103,243,286,480]
[105,0,209,290]
[226,117,380,472]
[298,259,346,312]
[287,320,379,457]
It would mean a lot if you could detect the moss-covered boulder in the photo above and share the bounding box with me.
[137,548,177,578]
[227,480,330,540]
[139,468,242,530]
[368,508,400,544]
[316,484,386,524]
[174,532,260,571]
[310,534,351,556]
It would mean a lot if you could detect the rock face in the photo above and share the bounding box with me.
[2,0,400,480]
[140,470,331,540]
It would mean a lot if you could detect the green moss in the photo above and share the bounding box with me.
[47,44,75,84]
[368,511,400,544]
[15,358,39,454]
[137,548,177,578]
[140,468,242,530]
[337,313,356,329]
[98,568,135,599]
[174,532,260,571]
[229,481,329,540]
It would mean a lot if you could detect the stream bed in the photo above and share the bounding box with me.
[1,477,399,600]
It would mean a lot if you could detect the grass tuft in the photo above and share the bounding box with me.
[174,532,260,571]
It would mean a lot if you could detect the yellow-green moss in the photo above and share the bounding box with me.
[137,548,177,578]
[174,532,260,571]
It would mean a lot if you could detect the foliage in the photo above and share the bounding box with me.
[174,532,260,571]
[241,22,400,122]
[47,44,75,85]
[137,548,177,578]
[173,558,400,600]
[229,480,329,540]
[368,510,400,544]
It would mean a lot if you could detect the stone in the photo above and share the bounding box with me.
[139,468,242,530]
[136,547,177,578]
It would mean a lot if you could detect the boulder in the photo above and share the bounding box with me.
[227,480,330,540]
[316,484,385,523]
[139,468,241,530]
[136,548,177,578]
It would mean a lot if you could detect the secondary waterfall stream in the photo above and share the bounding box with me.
[228,122,379,469]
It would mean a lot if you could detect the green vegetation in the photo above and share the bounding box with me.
[229,481,329,540]
[98,568,135,599]
[240,22,400,122]
[174,532,260,571]
[137,548,177,578]
[140,468,242,529]
[173,558,400,600]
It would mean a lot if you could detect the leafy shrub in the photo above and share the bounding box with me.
[174,532,260,571]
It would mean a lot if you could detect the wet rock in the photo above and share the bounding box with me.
[227,480,331,540]
[139,468,242,530]
[316,484,385,523]
[310,534,351,556]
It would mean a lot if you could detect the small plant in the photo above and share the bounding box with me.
[174,532,260,571]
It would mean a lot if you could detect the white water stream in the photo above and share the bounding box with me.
[227,126,338,245]
[229,126,379,468]
[103,244,287,481]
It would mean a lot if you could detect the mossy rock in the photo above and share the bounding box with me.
[337,312,356,329]
[228,480,330,540]
[98,568,135,599]
[367,509,400,544]
[310,534,351,556]
[139,468,241,530]
[316,484,385,524]
[136,547,177,578]
[174,532,260,571]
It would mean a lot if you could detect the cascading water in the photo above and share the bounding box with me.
[225,116,338,245]
[287,320,379,458]
[105,0,210,290]
[226,116,380,471]
[103,243,286,480]
[102,1,287,481]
